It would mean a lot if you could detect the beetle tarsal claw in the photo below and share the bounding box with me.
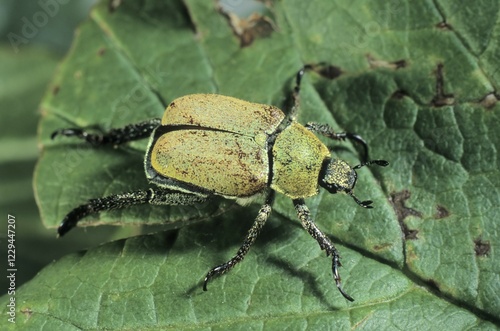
[360,200,374,208]
[203,270,215,291]
[202,277,209,291]
[338,285,355,302]
[374,160,389,167]
[332,256,354,302]
[51,128,81,140]
[203,264,228,291]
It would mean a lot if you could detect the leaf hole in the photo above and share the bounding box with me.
[218,0,276,47]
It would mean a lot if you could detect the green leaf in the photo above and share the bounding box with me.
[3,0,499,329]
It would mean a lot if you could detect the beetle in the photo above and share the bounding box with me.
[51,65,388,301]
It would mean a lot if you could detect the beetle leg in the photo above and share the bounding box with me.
[289,63,369,162]
[57,188,207,237]
[203,191,275,291]
[304,122,369,162]
[51,118,161,147]
[289,63,338,121]
[293,199,354,301]
[288,67,305,121]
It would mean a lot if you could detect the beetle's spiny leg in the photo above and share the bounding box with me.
[57,188,207,237]
[293,199,354,301]
[289,63,338,123]
[305,123,369,162]
[288,67,306,121]
[203,191,275,291]
[57,189,152,237]
[51,118,161,147]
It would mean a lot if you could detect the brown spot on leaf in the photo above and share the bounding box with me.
[431,63,455,107]
[303,63,343,80]
[315,64,342,80]
[474,239,490,257]
[366,54,407,70]
[389,190,422,240]
[436,21,452,30]
[393,59,407,69]
[97,47,106,56]
[434,205,450,219]
[21,307,33,319]
[405,229,419,240]
[479,93,498,109]
[391,90,408,99]
[109,0,122,12]
[52,85,60,96]
[373,243,392,251]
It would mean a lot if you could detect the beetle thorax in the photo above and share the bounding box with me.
[270,122,330,199]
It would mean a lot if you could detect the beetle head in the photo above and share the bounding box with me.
[319,159,389,208]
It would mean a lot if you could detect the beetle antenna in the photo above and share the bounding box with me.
[347,160,388,208]
[345,133,369,163]
[353,159,389,170]
[347,191,373,208]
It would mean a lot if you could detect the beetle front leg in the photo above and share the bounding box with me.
[304,122,369,162]
[51,118,161,147]
[57,188,207,236]
[293,199,354,301]
[203,191,275,291]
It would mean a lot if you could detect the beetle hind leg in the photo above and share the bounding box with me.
[293,199,354,301]
[57,188,207,237]
[51,118,161,147]
[203,191,275,291]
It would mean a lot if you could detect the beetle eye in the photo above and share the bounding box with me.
[320,182,339,194]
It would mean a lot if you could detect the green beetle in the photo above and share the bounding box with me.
[52,66,388,301]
